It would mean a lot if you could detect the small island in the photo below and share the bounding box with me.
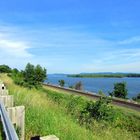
[68,73,140,78]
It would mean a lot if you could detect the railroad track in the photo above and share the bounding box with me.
[43,83,140,112]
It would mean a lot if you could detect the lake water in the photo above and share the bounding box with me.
[45,74,140,98]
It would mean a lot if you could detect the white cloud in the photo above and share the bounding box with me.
[79,47,140,73]
[0,33,33,58]
[0,24,140,73]
[117,48,140,58]
[118,36,140,45]
[0,25,34,69]
[101,48,140,62]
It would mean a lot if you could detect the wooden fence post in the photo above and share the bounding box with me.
[0,84,8,95]
[40,135,59,140]
[7,106,25,140]
[0,95,14,107]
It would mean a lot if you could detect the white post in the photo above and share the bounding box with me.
[0,95,14,107]
[0,83,8,95]
[7,106,25,140]
[40,135,59,140]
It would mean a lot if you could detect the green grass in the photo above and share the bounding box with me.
[0,124,3,140]
[0,74,140,140]
[0,74,95,139]
[42,86,140,136]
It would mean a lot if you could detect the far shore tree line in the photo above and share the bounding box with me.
[68,73,140,78]
[0,64,140,102]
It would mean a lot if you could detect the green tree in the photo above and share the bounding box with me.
[23,63,35,86]
[12,71,24,86]
[109,82,128,99]
[58,80,65,87]
[0,65,11,73]
[75,81,83,90]
[23,63,47,88]
[12,68,19,74]
[12,63,47,88]
[35,64,47,85]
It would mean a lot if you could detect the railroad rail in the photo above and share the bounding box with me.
[43,83,140,111]
[0,101,19,140]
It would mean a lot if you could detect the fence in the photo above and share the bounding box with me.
[0,81,59,140]
[0,82,24,140]
[0,101,19,140]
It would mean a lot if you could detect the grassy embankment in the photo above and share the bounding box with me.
[0,74,140,140]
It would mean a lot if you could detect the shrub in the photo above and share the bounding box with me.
[79,97,114,125]
[12,72,24,86]
[0,65,11,73]
[98,90,105,96]
[74,81,83,90]
[66,95,86,116]
[109,82,128,99]
[58,80,65,87]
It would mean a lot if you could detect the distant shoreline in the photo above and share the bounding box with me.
[68,73,140,78]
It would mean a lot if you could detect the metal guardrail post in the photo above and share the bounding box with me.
[0,101,19,140]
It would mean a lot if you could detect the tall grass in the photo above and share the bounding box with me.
[0,74,95,139]
[42,86,140,138]
[0,74,139,140]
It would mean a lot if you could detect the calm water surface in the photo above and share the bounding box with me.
[45,74,140,98]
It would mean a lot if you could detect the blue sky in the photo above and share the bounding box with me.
[0,0,140,73]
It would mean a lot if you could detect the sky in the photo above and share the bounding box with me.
[0,0,140,74]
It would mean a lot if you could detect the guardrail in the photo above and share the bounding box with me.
[0,101,19,140]
[0,82,58,140]
[0,82,20,140]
